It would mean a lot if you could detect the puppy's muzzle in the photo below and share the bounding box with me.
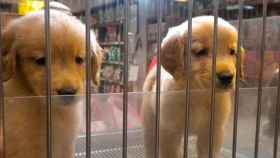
[217,72,233,87]
[56,88,78,104]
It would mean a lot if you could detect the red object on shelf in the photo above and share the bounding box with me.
[148,56,157,72]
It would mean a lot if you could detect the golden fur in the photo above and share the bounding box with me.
[1,10,102,158]
[142,16,245,158]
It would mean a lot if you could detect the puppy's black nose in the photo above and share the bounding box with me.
[57,88,77,95]
[57,88,78,104]
[217,72,233,86]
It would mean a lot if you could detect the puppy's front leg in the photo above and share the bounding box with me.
[159,127,183,158]
[197,127,225,158]
[143,104,156,158]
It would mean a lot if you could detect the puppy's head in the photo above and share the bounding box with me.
[161,16,245,90]
[1,10,103,101]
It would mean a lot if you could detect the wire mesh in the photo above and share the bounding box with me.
[0,1,279,158]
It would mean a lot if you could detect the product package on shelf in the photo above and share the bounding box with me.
[101,65,123,82]
[97,26,122,43]
[113,67,122,81]
[100,44,123,93]
[101,65,115,79]
[103,46,122,62]
[107,26,119,42]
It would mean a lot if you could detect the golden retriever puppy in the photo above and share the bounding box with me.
[1,10,102,158]
[142,16,245,158]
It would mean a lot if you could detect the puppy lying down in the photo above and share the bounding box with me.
[142,16,245,158]
[1,10,102,158]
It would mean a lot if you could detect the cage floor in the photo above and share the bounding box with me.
[74,128,275,158]
[75,129,145,158]
[73,88,280,158]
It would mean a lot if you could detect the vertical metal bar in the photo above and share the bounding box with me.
[209,1,219,158]
[155,0,162,157]
[225,1,229,20]
[254,1,267,158]
[273,63,280,158]
[85,0,92,157]
[183,1,193,158]
[0,14,5,158]
[44,0,52,158]
[232,1,243,158]
[122,0,129,157]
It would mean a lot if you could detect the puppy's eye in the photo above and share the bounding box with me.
[230,49,235,55]
[35,57,46,66]
[195,48,208,57]
[75,57,84,65]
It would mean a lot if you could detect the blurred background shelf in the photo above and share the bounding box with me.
[103,61,124,66]
[100,41,125,46]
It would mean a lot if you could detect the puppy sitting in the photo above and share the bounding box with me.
[1,10,102,158]
[142,16,245,158]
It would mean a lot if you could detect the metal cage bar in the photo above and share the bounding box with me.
[209,1,219,158]
[85,0,92,158]
[122,0,129,157]
[232,1,244,158]
[0,12,5,158]
[183,1,193,158]
[273,63,280,158]
[44,1,53,158]
[155,0,163,157]
[254,1,267,158]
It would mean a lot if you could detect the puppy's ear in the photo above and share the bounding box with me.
[160,34,184,79]
[240,47,246,80]
[91,45,103,86]
[1,24,16,81]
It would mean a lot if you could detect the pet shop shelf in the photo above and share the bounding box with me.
[0,2,17,13]
[100,78,123,85]
[100,41,125,46]
[93,3,125,93]
[93,20,124,28]
[103,61,124,66]
[100,44,124,93]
